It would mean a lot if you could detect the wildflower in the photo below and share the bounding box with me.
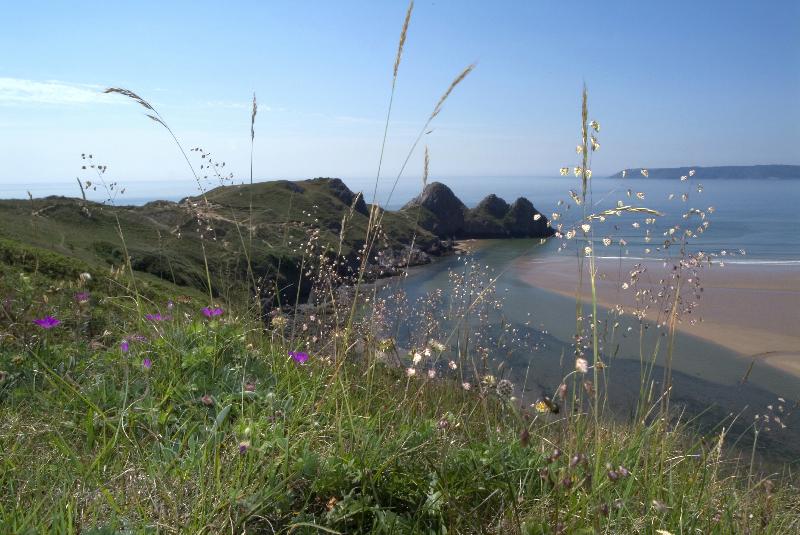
[559,167,569,176]
[557,383,567,400]
[166,300,174,310]
[602,237,612,246]
[584,246,592,256]
[482,374,496,386]
[406,367,416,377]
[496,379,514,398]
[412,352,423,365]
[202,306,224,318]
[120,340,130,353]
[534,400,550,413]
[238,441,250,454]
[145,313,167,322]
[430,340,446,352]
[427,369,436,379]
[423,347,432,357]
[591,136,600,151]
[652,500,668,514]
[576,145,584,154]
[272,315,288,328]
[581,223,591,233]
[142,358,152,370]
[33,316,60,329]
[200,394,214,406]
[289,351,309,364]
[589,120,600,132]
[689,169,696,176]
[437,418,449,430]
[74,292,90,304]
[79,272,92,282]
[448,360,457,370]
[462,382,471,391]
[244,381,256,392]
[573,167,582,177]
[575,358,589,373]
[585,169,593,179]
[549,448,562,462]
[617,465,630,477]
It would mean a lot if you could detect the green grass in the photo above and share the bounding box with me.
[1,268,798,534]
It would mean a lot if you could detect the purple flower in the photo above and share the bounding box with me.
[238,441,250,455]
[74,292,90,304]
[201,306,224,318]
[142,357,152,370]
[33,316,60,329]
[120,340,130,353]
[289,351,309,364]
[145,313,170,322]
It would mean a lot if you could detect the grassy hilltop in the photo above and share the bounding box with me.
[0,177,442,309]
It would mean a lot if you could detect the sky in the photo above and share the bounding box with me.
[1,0,799,200]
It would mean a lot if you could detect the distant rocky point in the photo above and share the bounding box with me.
[610,164,800,179]
[402,182,554,239]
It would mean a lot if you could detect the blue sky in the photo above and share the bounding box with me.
[1,0,798,198]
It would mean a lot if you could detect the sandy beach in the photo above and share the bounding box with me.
[512,255,800,378]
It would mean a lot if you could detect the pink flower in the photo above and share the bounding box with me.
[202,306,224,318]
[289,351,309,364]
[33,316,60,329]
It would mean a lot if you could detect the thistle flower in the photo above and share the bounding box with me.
[33,316,60,329]
[74,292,90,304]
[142,357,152,370]
[289,351,309,364]
[120,340,130,353]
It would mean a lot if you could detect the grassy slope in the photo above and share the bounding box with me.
[0,178,437,305]
[0,263,798,533]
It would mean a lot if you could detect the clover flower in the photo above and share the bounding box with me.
[33,316,60,329]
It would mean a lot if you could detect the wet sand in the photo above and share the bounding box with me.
[513,255,800,379]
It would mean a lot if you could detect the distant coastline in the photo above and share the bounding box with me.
[609,164,800,179]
